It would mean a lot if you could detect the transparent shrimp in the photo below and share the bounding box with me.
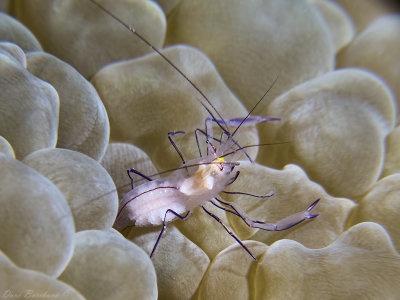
[89,0,320,260]
[113,116,319,260]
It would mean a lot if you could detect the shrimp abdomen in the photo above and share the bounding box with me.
[114,179,188,230]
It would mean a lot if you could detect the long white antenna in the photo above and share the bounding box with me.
[88,0,230,135]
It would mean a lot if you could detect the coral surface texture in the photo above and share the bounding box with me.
[1,0,400,299]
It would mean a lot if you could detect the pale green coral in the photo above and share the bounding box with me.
[0,42,58,159]
[59,230,158,300]
[309,0,355,52]
[14,0,166,78]
[0,0,400,299]
[348,174,400,253]
[0,251,84,300]
[0,154,74,277]
[23,148,118,232]
[165,0,335,110]
[128,225,209,300]
[26,52,110,160]
[91,45,260,170]
[198,223,400,299]
[0,11,41,52]
[258,68,396,198]
[101,142,160,198]
[0,136,14,158]
[254,222,400,299]
[337,14,400,118]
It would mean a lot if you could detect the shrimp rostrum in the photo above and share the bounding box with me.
[113,116,319,260]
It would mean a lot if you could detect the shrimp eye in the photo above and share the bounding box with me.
[217,157,225,171]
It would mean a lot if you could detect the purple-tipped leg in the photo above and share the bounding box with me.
[150,209,192,258]
[208,116,280,128]
[213,197,320,232]
[255,198,320,231]
[207,197,320,260]
[305,198,320,219]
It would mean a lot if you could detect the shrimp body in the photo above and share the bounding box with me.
[112,117,319,260]
[87,0,320,259]
[114,151,236,230]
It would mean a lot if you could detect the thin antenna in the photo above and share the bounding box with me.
[231,75,279,137]
[88,0,278,164]
[88,0,229,135]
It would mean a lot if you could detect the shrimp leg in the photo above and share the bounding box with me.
[194,128,222,157]
[150,209,192,258]
[206,116,280,162]
[168,131,186,163]
[224,171,240,186]
[215,198,320,231]
[222,190,275,198]
[127,168,153,189]
[201,206,257,261]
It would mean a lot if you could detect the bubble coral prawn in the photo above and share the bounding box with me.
[89,0,320,260]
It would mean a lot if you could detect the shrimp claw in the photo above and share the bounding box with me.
[214,198,320,231]
[209,116,280,128]
[253,198,320,231]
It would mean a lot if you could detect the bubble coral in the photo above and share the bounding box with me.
[0,251,84,300]
[1,0,400,299]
